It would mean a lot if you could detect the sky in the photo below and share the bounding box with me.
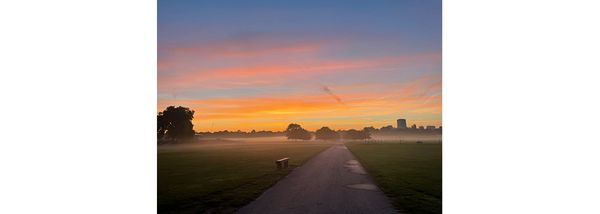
[158,0,442,132]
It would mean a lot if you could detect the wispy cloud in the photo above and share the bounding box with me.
[157,35,441,131]
[158,52,440,92]
[163,40,325,59]
[321,85,344,105]
[158,76,442,131]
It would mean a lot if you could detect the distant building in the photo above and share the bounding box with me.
[396,119,407,129]
[426,126,436,130]
[411,124,417,129]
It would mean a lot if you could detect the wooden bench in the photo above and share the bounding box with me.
[276,157,290,169]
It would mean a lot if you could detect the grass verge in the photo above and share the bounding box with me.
[158,142,331,213]
[346,142,442,214]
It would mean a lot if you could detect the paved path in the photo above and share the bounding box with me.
[238,143,399,214]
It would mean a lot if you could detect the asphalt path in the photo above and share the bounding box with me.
[237,143,399,214]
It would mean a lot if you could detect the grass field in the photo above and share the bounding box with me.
[347,142,442,214]
[158,141,331,213]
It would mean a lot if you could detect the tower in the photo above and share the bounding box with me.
[396,119,407,129]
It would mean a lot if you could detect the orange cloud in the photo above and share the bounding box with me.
[157,36,442,131]
[157,78,442,131]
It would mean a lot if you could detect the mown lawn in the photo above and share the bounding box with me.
[346,142,442,214]
[158,142,331,213]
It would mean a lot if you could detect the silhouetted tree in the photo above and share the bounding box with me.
[285,123,312,140]
[157,106,195,141]
[315,127,340,140]
[380,125,395,132]
[363,126,377,133]
[342,129,371,140]
[286,123,301,132]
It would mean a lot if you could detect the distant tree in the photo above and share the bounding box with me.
[363,126,377,133]
[285,123,312,140]
[380,125,395,132]
[342,129,371,140]
[286,123,301,132]
[299,130,312,140]
[363,127,373,135]
[157,106,195,141]
[315,127,340,140]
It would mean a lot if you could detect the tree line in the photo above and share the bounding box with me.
[160,106,444,142]
[285,123,371,140]
[157,106,374,142]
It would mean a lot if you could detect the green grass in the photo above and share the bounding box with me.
[158,141,331,213]
[346,142,442,214]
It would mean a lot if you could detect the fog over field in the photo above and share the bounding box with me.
[370,133,442,142]
[188,133,442,145]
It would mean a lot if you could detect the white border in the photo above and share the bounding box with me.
[1,0,600,213]
[0,1,157,213]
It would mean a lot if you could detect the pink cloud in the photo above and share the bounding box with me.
[158,52,440,92]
